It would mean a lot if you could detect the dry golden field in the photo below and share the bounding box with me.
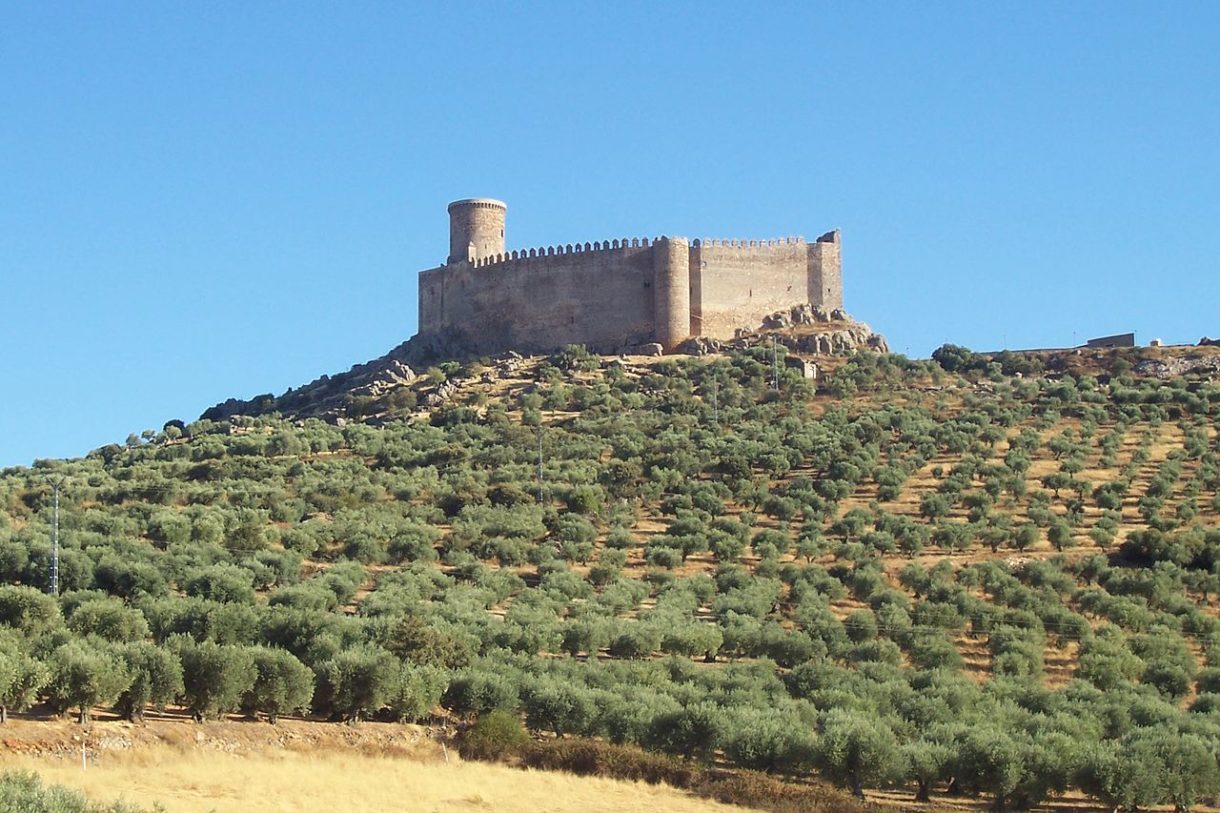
[0,719,752,813]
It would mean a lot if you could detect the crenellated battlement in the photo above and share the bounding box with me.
[693,237,806,248]
[447,198,506,212]
[469,236,658,268]
[467,236,819,268]
[417,199,844,355]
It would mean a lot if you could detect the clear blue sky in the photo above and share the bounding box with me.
[2,3,1218,467]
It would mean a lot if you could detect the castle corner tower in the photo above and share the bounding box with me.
[447,198,507,264]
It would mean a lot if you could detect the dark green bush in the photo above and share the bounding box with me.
[458,708,531,761]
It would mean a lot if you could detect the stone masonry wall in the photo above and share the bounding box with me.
[417,229,843,356]
[419,241,657,354]
[690,238,812,339]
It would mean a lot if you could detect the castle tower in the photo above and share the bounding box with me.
[652,236,691,352]
[448,198,506,264]
[807,229,843,310]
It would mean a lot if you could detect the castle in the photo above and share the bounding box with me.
[416,199,844,355]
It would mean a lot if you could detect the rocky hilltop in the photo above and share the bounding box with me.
[201,305,888,423]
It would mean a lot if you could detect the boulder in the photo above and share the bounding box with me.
[791,303,814,325]
[762,311,792,329]
[867,333,890,352]
[389,361,417,381]
[676,337,722,356]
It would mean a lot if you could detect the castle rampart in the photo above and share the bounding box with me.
[415,200,844,355]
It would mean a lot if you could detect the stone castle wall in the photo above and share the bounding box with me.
[693,237,811,339]
[415,202,845,355]
[419,239,659,354]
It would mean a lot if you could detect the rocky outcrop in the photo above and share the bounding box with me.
[201,301,888,422]
[1133,355,1220,380]
[678,319,887,358]
[202,341,423,421]
[199,336,548,422]
[726,305,889,356]
[786,326,889,355]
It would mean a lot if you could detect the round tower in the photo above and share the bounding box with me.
[652,236,691,352]
[447,198,507,264]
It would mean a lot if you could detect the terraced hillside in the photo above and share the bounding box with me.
[2,342,1220,812]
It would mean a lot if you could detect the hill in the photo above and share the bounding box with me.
[2,339,1220,811]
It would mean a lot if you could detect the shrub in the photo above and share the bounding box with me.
[0,772,159,812]
[459,709,531,762]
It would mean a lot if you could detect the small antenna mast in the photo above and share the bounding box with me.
[48,478,64,596]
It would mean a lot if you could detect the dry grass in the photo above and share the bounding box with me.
[0,743,752,813]
[0,719,752,813]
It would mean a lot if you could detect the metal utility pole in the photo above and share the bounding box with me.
[48,479,63,596]
[536,425,544,503]
[771,338,780,390]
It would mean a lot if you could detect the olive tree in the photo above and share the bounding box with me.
[114,641,183,722]
[174,639,257,721]
[0,648,47,724]
[46,642,131,724]
[815,709,905,798]
[242,647,314,724]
